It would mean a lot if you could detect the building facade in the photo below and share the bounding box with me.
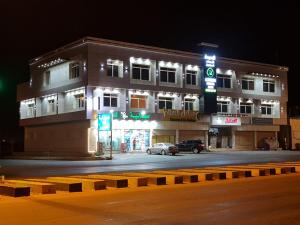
[17,37,288,156]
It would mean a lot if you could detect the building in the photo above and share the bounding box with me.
[17,37,289,156]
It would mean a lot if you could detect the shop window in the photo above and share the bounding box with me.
[159,97,173,109]
[184,99,194,111]
[47,99,56,113]
[240,103,252,114]
[103,93,118,107]
[43,70,50,86]
[263,80,275,92]
[27,103,35,117]
[131,95,147,109]
[217,101,229,113]
[132,64,150,81]
[217,74,231,88]
[186,70,197,85]
[107,59,122,77]
[261,104,272,115]
[73,93,85,109]
[242,78,254,90]
[160,67,176,83]
[69,62,80,79]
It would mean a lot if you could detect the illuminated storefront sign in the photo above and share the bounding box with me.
[113,111,151,120]
[211,116,241,126]
[204,54,217,93]
[98,113,112,131]
[162,109,198,121]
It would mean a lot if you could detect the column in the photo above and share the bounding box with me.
[205,131,208,149]
[254,131,257,150]
[176,129,179,144]
[231,128,236,149]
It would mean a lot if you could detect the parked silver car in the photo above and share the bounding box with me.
[146,143,178,156]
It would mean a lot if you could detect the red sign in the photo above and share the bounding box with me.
[225,117,238,124]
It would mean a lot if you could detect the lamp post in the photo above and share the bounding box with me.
[109,109,114,159]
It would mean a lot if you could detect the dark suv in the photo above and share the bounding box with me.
[175,140,205,153]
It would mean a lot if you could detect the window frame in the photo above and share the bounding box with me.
[27,103,35,117]
[263,79,275,93]
[241,77,254,90]
[184,98,195,111]
[185,70,197,85]
[158,97,173,110]
[74,93,85,109]
[69,63,80,79]
[47,99,56,113]
[160,67,176,83]
[131,64,150,81]
[217,101,229,113]
[261,104,273,115]
[43,70,50,86]
[239,103,253,114]
[130,95,147,109]
[103,93,118,107]
[217,74,231,88]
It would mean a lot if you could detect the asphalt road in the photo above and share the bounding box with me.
[1,174,300,225]
[1,151,300,178]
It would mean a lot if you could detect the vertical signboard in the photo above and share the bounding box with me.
[200,43,218,114]
[98,113,111,131]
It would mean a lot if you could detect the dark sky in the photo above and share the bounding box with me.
[0,0,299,139]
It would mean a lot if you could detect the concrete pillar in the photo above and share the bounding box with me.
[126,90,129,112]
[231,128,236,149]
[205,131,209,149]
[254,131,257,150]
[176,129,179,144]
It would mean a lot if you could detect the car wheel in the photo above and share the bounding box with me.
[192,148,199,154]
[161,150,166,155]
[146,149,151,155]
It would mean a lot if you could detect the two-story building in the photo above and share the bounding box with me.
[17,37,288,156]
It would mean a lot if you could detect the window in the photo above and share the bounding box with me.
[47,99,55,113]
[240,103,252,114]
[131,95,147,109]
[103,93,118,107]
[69,63,80,79]
[217,74,231,88]
[242,78,254,90]
[159,97,173,109]
[107,60,122,77]
[261,104,272,115]
[263,80,275,92]
[74,94,85,109]
[43,71,50,86]
[132,64,150,81]
[27,103,35,117]
[217,101,229,113]
[186,70,197,85]
[160,67,176,83]
[184,99,194,111]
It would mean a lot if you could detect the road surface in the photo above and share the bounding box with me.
[1,174,300,225]
[1,151,300,177]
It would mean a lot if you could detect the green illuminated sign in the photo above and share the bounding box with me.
[113,112,151,120]
[206,67,215,77]
[98,113,111,131]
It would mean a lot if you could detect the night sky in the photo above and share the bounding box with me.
[0,0,299,140]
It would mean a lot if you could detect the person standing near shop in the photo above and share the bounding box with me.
[133,138,136,151]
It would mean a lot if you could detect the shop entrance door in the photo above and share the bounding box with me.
[124,129,150,151]
[209,127,232,148]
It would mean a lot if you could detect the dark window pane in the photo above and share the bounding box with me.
[262,107,266,114]
[141,69,149,80]
[113,66,119,77]
[191,75,196,85]
[222,105,228,113]
[267,107,271,114]
[186,74,191,84]
[217,77,223,88]
[104,97,110,107]
[166,101,172,109]
[168,72,175,83]
[111,98,117,107]
[159,101,165,109]
[107,65,113,76]
[185,102,189,110]
[189,103,193,110]
[160,71,168,82]
[224,78,231,88]
[270,83,275,92]
[217,104,221,112]
[242,80,247,89]
[132,67,140,79]
[263,82,268,92]
[246,106,252,114]
[240,106,245,114]
[249,81,254,90]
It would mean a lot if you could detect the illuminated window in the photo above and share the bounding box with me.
[159,97,173,109]
[184,99,194,111]
[160,67,176,83]
[131,95,147,109]
[186,70,197,85]
[27,103,35,117]
[240,103,252,114]
[132,64,150,80]
[261,104,272,115]
[69,63,80,79]
[242,78,254,90]
[47,99,55,113]
[107,60,123,77]
[217,74,231,88]
[263,80,275,92]
[74,94,85,109]
[43,71,50,86]
[103,94,118,107]
[217,101,229,113]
